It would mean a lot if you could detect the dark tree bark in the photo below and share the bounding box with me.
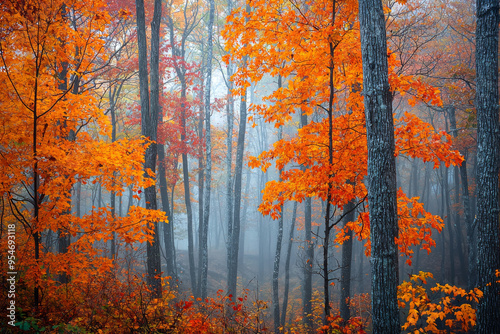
[340,200,355,322]
[322,38,338,324]
[475,0,500,331]
[158,144,176,279]
[135,0,162,297]
[358,0,400,331]
[109,81,125,260]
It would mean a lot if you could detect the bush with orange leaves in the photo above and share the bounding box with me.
[398,271,483,333]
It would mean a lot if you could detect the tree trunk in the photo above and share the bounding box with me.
[227,3,249,298]
[322,39,338,324]
[158,144,176,279]
[443,164,456,284]
[301,108,313,329]
[109,82,124,260]
[459,150,476,290]
[273,122,284,333]
[227,84,247,298]
[447,106,467,284]
[197,107,204,298]
[340,200,355,322]
[475,0,500,331]
[358,0,400,331]
[281,201,298,328]
[199,0,214,300]
[135,0,162,297]
[239,171,251,268]
[225,0,235,294]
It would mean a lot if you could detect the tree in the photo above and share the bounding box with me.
[358,0,400,332]
[226,2,251,299]
[165,0,201,294]
[135,0,163,297]
[198,0,215,300]
[475,0,500,331]
[0,0,165,314]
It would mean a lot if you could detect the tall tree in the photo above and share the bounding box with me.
[475,0,500,331]
[224,0,236,297]
[340,199,355,322]
[358,0,400,332]
[281,201,298,328]
[135,0,162,297]
[166,1,200,294]
[301,112,313,330]
[272,118,284,333]
[199,0,215,300]
[227,2,250,298]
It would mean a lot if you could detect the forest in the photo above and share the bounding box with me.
[0,0,499,332]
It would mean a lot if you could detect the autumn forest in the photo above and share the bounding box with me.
[0,0,499,332]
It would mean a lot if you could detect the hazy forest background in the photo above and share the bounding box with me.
[0,0,499,332]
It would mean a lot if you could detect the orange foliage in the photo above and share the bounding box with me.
[0,0,167,327]
[224,0,463,264]
[398,272,483,333]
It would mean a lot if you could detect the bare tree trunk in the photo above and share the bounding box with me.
[475,0,500,331]
[340,200,355,322]
[447,106,467,284]
[358,0,400,331]
[273,121,284,333]
[459,150,476,290]
[443,164,456,284]
[301,108,313,329]
[158,144,176,279]
[135,0,162,297]
[109,81,124,260]
[227,84,247,297]
[281,201,298,328]
[197,106,204,297]
[199,0,214,300]
[227,3,249,298]
[239,171,251,268]
[321,35,340,324]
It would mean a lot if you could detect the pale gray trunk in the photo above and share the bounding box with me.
[273,122,284,333]
[239,172,251,267]
[199,0,215,300]
[301,110,313,329]
[447,106,467,283]
[443,164,456,284]
[227,3,249,298]
[227,85,247,297]
[281,201,297,328]
[460,150,476,290]
[225,0,235,284]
